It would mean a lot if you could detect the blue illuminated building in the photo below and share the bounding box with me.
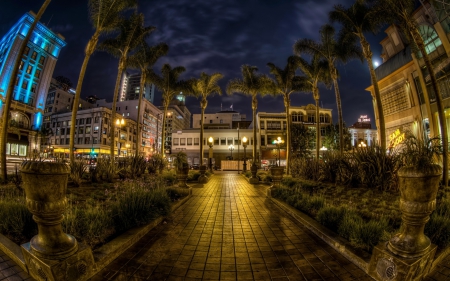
[0,11,66,157]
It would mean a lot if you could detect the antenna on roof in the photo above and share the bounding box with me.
[47,14,54,26]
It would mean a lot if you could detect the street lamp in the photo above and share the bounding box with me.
[126,143,130,156]
[272,137,284,167]
[208,137,214,173]
[116,118,125,157]
[228,144,234,160]
[242,136,248,172]
[358,141,367,148]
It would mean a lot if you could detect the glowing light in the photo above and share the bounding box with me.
[374,61,379,67]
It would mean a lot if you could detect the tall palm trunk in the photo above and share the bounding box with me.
[110,61,125,158]
[410,28,448,186]
[332,69,344,154]
[314,87,320,160]
[136,71,146,156]
[252,96,258,165]
[0,0,51,182]
[361,37,386,151]
[161,104,168,155]
[284,97,290,174]
[199,99,206,165]
[70,33,99,163]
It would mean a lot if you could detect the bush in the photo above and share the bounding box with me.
[352,218,388,251]
[63,206,114,248]
[166,187,190,201]
[148,154,167,174]
[161,170,177,186]
[317,206,346,233]
[118,156,147,179]
[0,201,36,244]
[281,176,299,188]
[426,199,450,249]
[111,187,171,233]
[187,171,200,181]
[242,171,252,178]
[338,211,364,241]
[70,160,87,187]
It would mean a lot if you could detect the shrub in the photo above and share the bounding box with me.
[426,199,450,249]
[281,176,299,188]
[187,171,200,181]
[70,160,87,187]
[118,156,147,179]
[148,154,167,174]
[321,151,343,183]
[111,187,171,232]
[166,187,190,201]
[161,170,177,186]
[242,171,252,178]
[352,218,388,251]
[63,206,114,248]
[0,201,36,244]
[338,211,364,241]
[317,206,347,233]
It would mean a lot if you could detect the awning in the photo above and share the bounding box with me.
[7,133,29,145]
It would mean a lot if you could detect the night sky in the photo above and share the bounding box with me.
[1,0,387,128]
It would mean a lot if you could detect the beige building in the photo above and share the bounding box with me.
[365,2,450,148]
[192,110,248,129]
[257,104,333,165]
[47,107,137,159]
[349,115,378,147]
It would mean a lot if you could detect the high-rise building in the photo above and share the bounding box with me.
[117,72,155,103]
[0,12,66,157]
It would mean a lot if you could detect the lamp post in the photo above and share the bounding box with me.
[126,143,130,156]
[242,136,248,172]
[116,118,125,157]
[228,144,234,160]
[272,137,284,167]
[208,137,214,173]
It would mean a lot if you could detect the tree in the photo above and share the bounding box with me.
[294,54,330,160]
[0,0,51,182]
[294,24,362,154]
[147,64,190,155]
[191,72,224,166]
[290,123,315,158]
[322,123,351,151]
[98,13,155,159]
[227,65,273,176]
[69,0,137,163]
[329,0,387,151]
[128,42,168,156]
[267,56,308,174]
[376,0,448,186]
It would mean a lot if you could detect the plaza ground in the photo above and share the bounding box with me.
[1,172,450,280]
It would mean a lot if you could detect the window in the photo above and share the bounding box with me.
[227,137,233,145]
[66,128,70,135]
[31,51,37,60]
[93,126,99,133]
[419,25,442,54]
[94,116,99,123]
[38,56,45,65]
[321,127,326,136]
[61,128,65,135]
[26,65,32,74]
[220,138,226,145]
[23,46,30,56]
[31,83,36,93]
[93,137,98,144]
[103,138,107,145]
[260,121,265,129]
[77,138,83,144]
[261,136,265,146]
[320,114,325,122]
[194,138,199,145]
[78,127,84,134]
[34,70,41,78]
[85,126,91,134]
[85,137,90,144]
[55,139,60,145]
[19,61,24,70]
[56,128,60,136]
[210,120,213,123]
[63,121,67,126]
[308,114,315,123]
[86,118,91,124]
[22,80,28,89]
[220,119,223,124]
[214,137,219,145]
[66,138,70,145]
[79,118,85,125]
[180,138,186,145]
[187,138,192,145]
[234,137,240,145]
[173,138,179,145]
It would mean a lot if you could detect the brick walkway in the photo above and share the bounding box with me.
[0,250,32,281]
[91,173,373,281]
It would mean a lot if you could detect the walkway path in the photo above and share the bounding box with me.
[91,173,373,281]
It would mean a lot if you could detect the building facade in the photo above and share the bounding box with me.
[365,2,450,148]
[192,110,248,129]
[0,12,66,157]
[348,115,378,147]
[46,107,137,159]
[96,98,162,157]
[257,104,333,165]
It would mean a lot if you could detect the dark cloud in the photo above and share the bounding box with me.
[1,0,385,128]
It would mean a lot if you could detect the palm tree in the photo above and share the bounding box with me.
[295,54,330,160]
[98,13,155,159]
[329,0,387,151]
[294,24,362,154]
[376,0,448,185]
[191,72,224,169]
[127,42,168,156]
[227,65,273,181]
[0,0,51,182]
[147,64,190,156]
[267,56,308,175]
[69,0,137,163]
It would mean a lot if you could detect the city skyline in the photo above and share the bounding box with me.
[1,0,387,127]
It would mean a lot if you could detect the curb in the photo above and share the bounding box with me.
[269,196,372,274]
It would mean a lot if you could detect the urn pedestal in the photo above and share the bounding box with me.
[249,164,259,184]
[368,165,441,281]
[20,161,94,281]
[267,166,284,197]
[198,165,209,183]
[177,166,190,188]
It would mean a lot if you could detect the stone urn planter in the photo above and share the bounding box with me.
[387,164,441,258]
[176,165,190,188]
[198,165,208,183]
[20,161,78,259]
[249,164,259,184]
[269,166,284,188]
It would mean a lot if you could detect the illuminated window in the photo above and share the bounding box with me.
[19,61,24,70]
[34,70,41,78]
[31,83,36,93]
[26,65,32,74]
[31,51,37,60]
[22,80,28,89]
[38,56,45,65]
[419,25,442,54]
[23,46,30,56]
